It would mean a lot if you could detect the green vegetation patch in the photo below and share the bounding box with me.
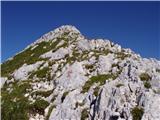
[65,54,77,64]
[35,67,50,78]
[1,79,51,119]
[116,51,131,60]
[1,81,32,120]
[29,99,49,115]
[139,73,152,89]
[82,74,117,93]
[88,49,111,61]
[131,107,144,120]
[144,82,151,89]
[139,73,151,81]
[93,86,100,97]
[64,50,83,64]
[1,39,61,77]
[29,66,51,80]
[31,89,54,98]
[1,47,32,77]
[46,105,56,120]
[81,108,89,120]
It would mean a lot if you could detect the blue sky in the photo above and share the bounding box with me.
[1,1,160,62]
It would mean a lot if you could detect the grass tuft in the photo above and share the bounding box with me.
[131,107,144,120]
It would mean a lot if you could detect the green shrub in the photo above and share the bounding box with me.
[29,66,51,79]
[1,82,31,120]
[139,73,151,81]
[1,97,30,120]
[131,107,144,120]
[139,73,152,89]
[35,67,50,78]
[29,99,49,115]
[1,80,50,119]
[81,108,89,120]
[93,86,100,96]
[144,82,151,89]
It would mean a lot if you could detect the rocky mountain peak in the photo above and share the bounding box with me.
[1,25,160,120]
[53,25,81,34]
[31,25,83,46]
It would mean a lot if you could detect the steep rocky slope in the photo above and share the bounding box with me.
[1,25,160,120]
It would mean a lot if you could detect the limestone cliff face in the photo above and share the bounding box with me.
[1,25,160,120]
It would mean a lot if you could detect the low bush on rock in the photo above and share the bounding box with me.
[131,107,144,120]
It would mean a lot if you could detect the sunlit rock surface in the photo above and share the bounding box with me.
[1,25,160,120]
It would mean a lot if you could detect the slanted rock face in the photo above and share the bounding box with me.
[13,61,44,80]
[97,54,114,74]
[56,62,88,91]
[0,77,7,88]
[41,47,72,60]
[1,25,160,120]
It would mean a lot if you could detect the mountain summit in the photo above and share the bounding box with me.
[1,25,160,120]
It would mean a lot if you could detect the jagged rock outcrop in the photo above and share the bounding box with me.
[1,25,160,120]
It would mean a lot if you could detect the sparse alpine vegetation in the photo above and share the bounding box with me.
[1,25,160,120]
[82,73,118,93]
[139,73,152,89]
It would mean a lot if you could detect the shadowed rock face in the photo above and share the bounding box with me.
[1,25,160,120]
